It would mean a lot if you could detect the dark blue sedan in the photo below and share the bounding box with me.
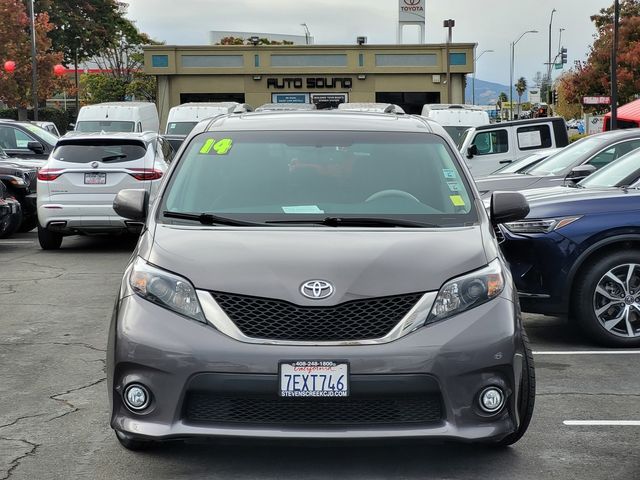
[499,150,640,346]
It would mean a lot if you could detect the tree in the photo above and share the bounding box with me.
[556,74,585,119]
[0,0,68,110]
[80,73,126,103]
[562,0,640,111]
[33,0,122,65]
[515,77,527,118]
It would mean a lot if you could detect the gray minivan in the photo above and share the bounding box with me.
[107,111,534,450]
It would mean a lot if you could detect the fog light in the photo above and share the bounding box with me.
[124,384,150,411]
[479,386,504,413]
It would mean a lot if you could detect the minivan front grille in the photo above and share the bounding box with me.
[210,291,423,342]
[185,393,443,426]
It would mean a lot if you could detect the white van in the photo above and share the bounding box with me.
[165,102,242,135]
[421,104,490,144]
[75,102,159,134]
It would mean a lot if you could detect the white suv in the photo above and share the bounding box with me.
[36,132,173,249]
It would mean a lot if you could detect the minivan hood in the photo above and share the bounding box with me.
[146,224,489,305]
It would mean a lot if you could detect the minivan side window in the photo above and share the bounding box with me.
[472,130,508,156]
[516,125,552,151]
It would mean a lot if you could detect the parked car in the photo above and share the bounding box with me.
[36,132,173,249]
[337,102,405,114]
[459,117,569,177]
[0,120,58,159]
[499,147,640,346]
[421,104,490,145]
[0,158,38,232]
[0,180,23,239]
[475,129,640,197]
[165,102,248,135]
[107,110,534,450]
[488,148,562,176]
[75,102,160,133]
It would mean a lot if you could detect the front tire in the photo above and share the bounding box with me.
[0,206,22,239]
[573,251,640,347]
[494,330,535,447]
[37,225,63,250]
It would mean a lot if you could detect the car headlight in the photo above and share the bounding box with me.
[504,216,581,234]
[426,259,505,323]
[129,257,205,322]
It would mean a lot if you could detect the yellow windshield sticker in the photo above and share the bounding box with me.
[450,195,466,207]
[213,138,233,155]
[199,139,215,154]
[200,138,233,155]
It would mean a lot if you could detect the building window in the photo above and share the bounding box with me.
[270,54,347,67]
[181,55,244,68]
[151,55,169,68]
[359,53,364,67]
[375,54,437,67]
[449,53,467,66]
[254,54,260,67]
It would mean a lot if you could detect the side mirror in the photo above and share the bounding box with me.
[566,164,596,183]
[467,144,478,159]
[27,141,45,154]
[491,191,530,225]
[113,189,148,221]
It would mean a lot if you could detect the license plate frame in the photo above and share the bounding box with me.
[279,360,349,397]
[84,172,106,185]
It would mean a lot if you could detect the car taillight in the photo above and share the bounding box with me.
[127,169,163,181]
[37,168,63,181]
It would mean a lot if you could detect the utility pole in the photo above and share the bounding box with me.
[28,0,38,121]
[443,19,455,103]
[547,9,556,91]
[611,0,620,130]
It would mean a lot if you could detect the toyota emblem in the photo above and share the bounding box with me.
[404,0,420,5]
[91,161,99,169]
[300,280,334,300]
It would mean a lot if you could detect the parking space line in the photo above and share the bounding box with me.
[0,240,34,244]
[564,420,640,426]
[533,350,640,355]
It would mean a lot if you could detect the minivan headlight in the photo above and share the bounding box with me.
[504,216,581,234]
[426,259,504,323]
[129,257,205,322]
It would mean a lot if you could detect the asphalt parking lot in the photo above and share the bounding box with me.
[1,232,639,480]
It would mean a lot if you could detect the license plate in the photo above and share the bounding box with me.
[279,361,349,397]
[84,173,106,185]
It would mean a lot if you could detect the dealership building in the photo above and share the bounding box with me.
[144,42,475,128]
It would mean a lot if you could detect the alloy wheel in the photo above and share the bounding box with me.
[593,263,640,338]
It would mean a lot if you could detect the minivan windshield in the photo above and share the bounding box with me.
[166,122,198,135]
[75,121,136,133]
[580,149,640,188]
[161,131,477,227]
[527,136,608,176]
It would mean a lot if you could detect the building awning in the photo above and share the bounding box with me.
[604,99,640,121]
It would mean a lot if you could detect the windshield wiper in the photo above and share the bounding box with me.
[163,211,264,226]
[267,216,440,228]
[101,154,128,162]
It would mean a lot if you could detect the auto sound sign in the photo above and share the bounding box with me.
[399,0,425,22]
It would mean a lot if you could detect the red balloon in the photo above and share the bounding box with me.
[53,64,65,76]
[4,60,15,73]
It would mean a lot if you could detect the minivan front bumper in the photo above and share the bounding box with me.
[108,291,526,443]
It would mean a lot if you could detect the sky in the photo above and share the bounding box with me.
[126,0,614,86]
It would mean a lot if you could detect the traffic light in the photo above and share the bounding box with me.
[561,47,568,64]
[552,90,558,104]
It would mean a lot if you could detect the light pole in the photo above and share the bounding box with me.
[28,0,38,121]
[558,28,565,53]
[547,9,557,85]
[301,23,311,45]
[510,30,538,120]
[611,0,620,130]
[473,49,494,105]
[443,19,455,103]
